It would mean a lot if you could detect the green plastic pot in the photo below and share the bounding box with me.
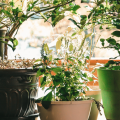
[97,67,120,120]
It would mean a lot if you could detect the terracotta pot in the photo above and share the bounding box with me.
[37,100,93,120]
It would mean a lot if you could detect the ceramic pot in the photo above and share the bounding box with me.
[37,100,93,120]
[0,69,39,119]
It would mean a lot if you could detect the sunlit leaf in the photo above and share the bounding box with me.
[69,43,73,51]
[85,33,92,38]
[56,37,62,51]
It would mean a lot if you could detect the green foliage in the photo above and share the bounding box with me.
[35,28,94,109]
[78,0,120,70]
[0,0,77,52]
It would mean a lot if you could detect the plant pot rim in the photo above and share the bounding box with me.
[37,100,93,106]
[97,67,120,71]
[0,68,38,75]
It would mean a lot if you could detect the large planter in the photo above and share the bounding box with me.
[37,100,93,120]
[85,87,101,120]
[97,67,120,120]
[0,69,39,120]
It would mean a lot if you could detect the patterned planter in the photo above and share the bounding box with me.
[0,69,39,120]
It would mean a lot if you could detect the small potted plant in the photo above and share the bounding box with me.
[35,27,103,120]
[0,0,79,119]
[82,0,120,119]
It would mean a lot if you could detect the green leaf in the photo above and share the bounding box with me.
[88,11,93,19]
[48,55,52,61]
[105,60,115,67]
[40,76,46,87]
[13,38,18,46]
[10,1,14,7]
[19,19,23,24]
[69,43,73,51]
[100,38,105,46]
[65,71,71,77]
[68,18,81,29]
[106,37,116,45]
[99,25,103,30]
[100,4,104,9]
[53,74,63,86]
[35,97,43,103]
[51,67,62,73]
[88,77,93,81]
[52,15,64,26]
[44,43,49,54]
[72,5,80,12]
[85,33,92,38]
[111,31,120,37]
[37,68,45,77]
[83,73,87,78]
[72,32,76,36]
[42,91,52,109]
[80,15,87,21]
[56,38,62,51]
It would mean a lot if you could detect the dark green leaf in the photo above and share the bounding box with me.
[88,11,93,19]
[65,71,71,77]
[42,91,52,109]
[68,18,81,29]
[106,37,116,45]
[111,31,120,37]
[99,25,103,30]
[53,74,63,86]
[100,38,105,46]
[80,15,87,20]
[100,4,104,9]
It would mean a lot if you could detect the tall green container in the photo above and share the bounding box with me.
[97,67,120,120]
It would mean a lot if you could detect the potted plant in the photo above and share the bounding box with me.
[35,27,103,120]
[81,0,120,119]
[0,0,79,119]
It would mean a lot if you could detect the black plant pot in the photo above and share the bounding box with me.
[0,69,39,120]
